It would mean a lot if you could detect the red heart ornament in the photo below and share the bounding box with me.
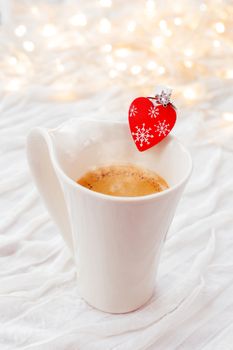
[128,97,177,152]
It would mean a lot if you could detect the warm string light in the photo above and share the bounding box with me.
[184,60,193,69]
[100,0,112,7]
[200,3,207,12]
[183,88,196,100]
[131,65,142,75]
[145,0,156,17]
[7,55,30,75]
[15,25,27,37]
[222,69,233,79]
[182,84,204,101]
[115,48,130,58]
[8,56,18,65]
[127,20,136,32]
[213,40,221,48]
[99,18,111,33]
[158,66,166,75]
[223,113,233,122]
[31,6,40,17]
[174,17,182,26]
[146,61,157,70]
[69,13,87,27]
[184,48,194,57]
[101,44,112,53]
[42,24,57,37]
[56,60,65,73]
[109,69,118,78]
[152,36,164,49]
[116,62,127,71]
[23,41,35,52]
[214,22,225,34]
[6,78,22,92]
[105,54,114,65]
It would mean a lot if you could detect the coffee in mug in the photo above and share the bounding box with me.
[77,164,169,197]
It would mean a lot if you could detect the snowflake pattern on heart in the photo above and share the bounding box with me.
[148,106,159,119]
[131,123,154,147]
[128,96,176,152]
[155,120,170,137]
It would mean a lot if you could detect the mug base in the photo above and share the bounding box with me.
[81,290,154,314]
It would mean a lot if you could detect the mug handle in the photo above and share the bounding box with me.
[27,128,74,255]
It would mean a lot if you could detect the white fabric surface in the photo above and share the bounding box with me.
[0,85,233,350]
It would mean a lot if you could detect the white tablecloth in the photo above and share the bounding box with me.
[0,86,233,349]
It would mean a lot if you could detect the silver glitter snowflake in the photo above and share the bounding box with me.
[129,104,138,117]
[148,105,159,119]
[132,123,154,147]
[154,120,170,137]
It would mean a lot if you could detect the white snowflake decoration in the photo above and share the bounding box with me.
[132,123,154,147]
[154,120,170,137]
[148,106,159,119]
[129,104,138,117]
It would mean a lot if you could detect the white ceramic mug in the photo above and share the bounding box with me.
[27,118,192,313]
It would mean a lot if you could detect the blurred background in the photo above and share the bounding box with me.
[0,0,232,107]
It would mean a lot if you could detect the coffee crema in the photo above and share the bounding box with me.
[77,164,169,197]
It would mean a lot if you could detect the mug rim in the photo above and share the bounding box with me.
[48,119,193,203]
